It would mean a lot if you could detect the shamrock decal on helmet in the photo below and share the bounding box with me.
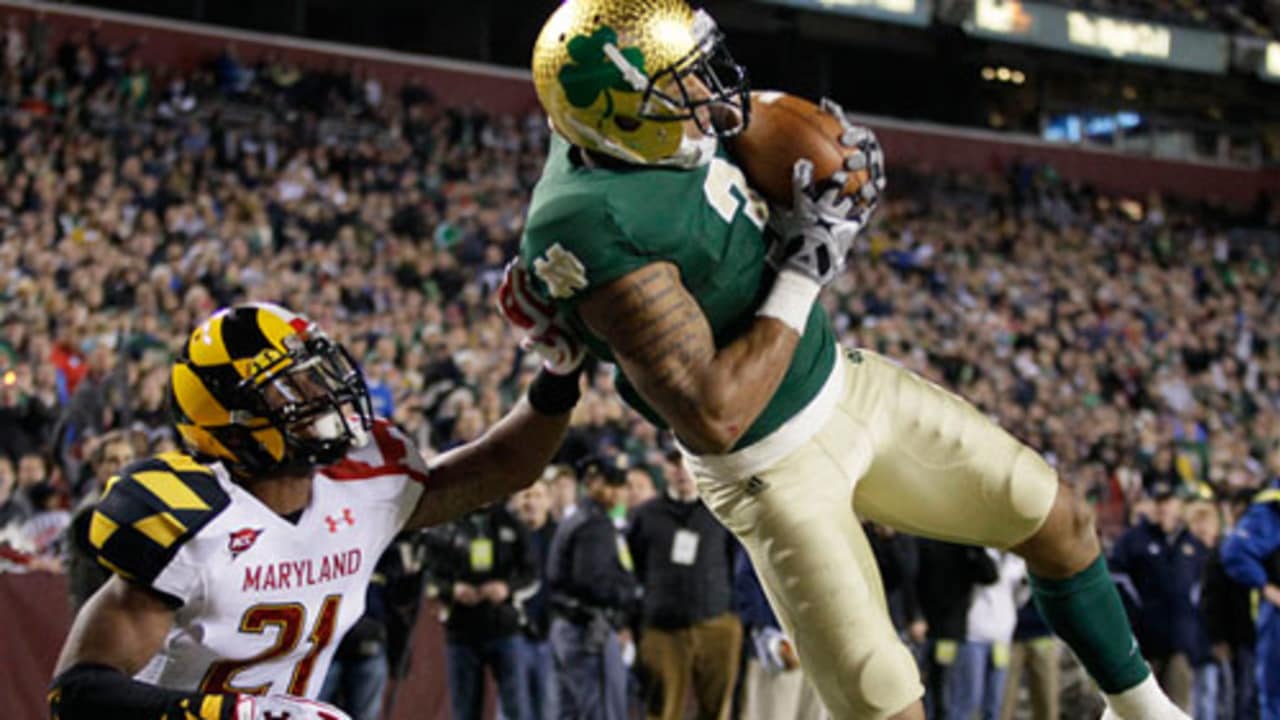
[557,26,647,121]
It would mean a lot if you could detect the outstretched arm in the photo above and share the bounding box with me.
[406,394,573,528]
[578,261,798,454]
[406,263,583,529]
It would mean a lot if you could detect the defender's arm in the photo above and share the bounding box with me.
[50,577,229,719]
[407,393,574,529]
[578,261,798,455]
[55,576,176,678]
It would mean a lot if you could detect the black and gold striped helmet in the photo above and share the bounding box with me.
[170,303,373,477]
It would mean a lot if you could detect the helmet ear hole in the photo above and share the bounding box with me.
[614,115,641,132]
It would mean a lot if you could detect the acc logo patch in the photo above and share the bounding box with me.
[228,527,264,559]
[533,244,588,299]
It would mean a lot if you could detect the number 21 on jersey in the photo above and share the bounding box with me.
[201,595,342,696]
[703,158,768,229]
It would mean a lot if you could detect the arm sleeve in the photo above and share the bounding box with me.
[50,663,238,720]
[1221,505,1280,589]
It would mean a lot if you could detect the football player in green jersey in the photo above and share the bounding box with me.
[513,2,1190,719]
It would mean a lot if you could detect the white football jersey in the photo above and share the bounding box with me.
[87,419,427,698]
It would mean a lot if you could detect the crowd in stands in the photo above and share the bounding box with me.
[3,12,1280,720]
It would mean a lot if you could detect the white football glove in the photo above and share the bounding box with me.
[234,694,353,720]
[819,97,886,205]
[497,260,586,375]
[766,101,885,287]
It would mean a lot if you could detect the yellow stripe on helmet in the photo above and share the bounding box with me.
[252,427,286,461]
[88,512,119,551]
[175,424,237,463]
[257,306,302,351]
[171,364,233,427]
[187,314,232,367]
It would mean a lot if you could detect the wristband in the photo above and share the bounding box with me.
[757,269,820,335]
[527,367,582,416]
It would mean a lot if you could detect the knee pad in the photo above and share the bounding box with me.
[1006,446,1059,528]
[859,641,924,718]
[820,638,921,720]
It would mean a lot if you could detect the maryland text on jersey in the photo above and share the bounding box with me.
[86,420,428,698]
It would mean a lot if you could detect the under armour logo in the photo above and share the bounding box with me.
[263,713,291,720]
[745,476,768,496]
[324,508,356,533]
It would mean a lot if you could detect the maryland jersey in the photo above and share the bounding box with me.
[88,419,427,698]
[521,134,836,450]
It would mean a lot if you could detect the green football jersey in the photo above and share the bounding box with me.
[521,135,835,450]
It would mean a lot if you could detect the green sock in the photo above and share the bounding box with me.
[1029,554,1150,694]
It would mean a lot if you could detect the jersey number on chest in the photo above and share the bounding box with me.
[702,158,767,230]
[200,594,342,696]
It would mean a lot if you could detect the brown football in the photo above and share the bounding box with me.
[727,91,870,208]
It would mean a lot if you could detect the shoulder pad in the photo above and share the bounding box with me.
[89,452,230,585]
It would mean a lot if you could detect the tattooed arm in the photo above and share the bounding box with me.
[577,262,798,455]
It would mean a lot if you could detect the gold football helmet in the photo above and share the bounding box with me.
[532,0,750,168]
[170,303,372,477]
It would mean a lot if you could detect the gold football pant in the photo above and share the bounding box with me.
[686,349,1059,720]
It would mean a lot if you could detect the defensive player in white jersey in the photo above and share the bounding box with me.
[49,301,585,720]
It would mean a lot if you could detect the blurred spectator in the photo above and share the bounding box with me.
[1186,499,1225,719]
[626,454,740,720]
[624,466,657,514]
[950,550,1027,720]
[16,452,48,494]
[64,428,139,610]
[21,481,68,566]
[512,478,559,720]
[379,531,437,716]
[734,548,828,720]
[1111,482,1209,711]
[1203,488,1260,720]
[917,540,998,719]
[425,501,538,720]
[547,457,637,720]
[545,464,579,522]
[0,454,28,531]
[998,599,1060,720]
[0,365,55,460]
[1221,474,1280,719]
